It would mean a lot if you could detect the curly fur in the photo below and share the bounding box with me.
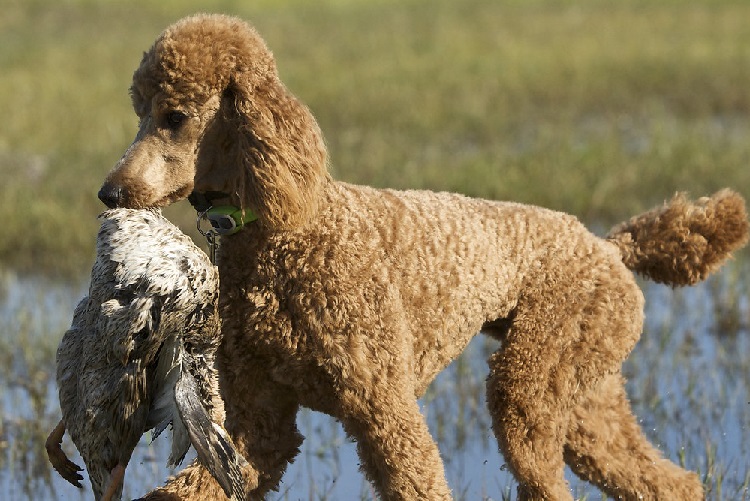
[607,189,749,286]
[99,14,749,501]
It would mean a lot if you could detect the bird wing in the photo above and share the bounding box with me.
[174,352,248,501]
[146,336,189,455]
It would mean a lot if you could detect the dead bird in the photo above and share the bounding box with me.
[45,208,247,501]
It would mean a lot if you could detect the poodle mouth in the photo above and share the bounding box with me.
[153,185,194,208]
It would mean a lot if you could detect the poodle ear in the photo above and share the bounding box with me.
[224,74,329,231]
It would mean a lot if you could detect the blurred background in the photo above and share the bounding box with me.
[1,0,749,499]
[3,0,749,278]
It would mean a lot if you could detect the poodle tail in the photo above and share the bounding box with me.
[606,189,749,286]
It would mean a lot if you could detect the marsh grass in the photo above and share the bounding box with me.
[1,0,749,277]
[0,273,76,498]
[1,265,749,500]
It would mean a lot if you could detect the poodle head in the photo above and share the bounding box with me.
[99,14,329,230]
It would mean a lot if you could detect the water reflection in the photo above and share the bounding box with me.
[0,265,747,500]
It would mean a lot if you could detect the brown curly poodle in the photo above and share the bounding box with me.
[98,13,749,501]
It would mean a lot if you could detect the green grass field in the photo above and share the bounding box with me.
[2,0,749,278]
[1,2,750,498]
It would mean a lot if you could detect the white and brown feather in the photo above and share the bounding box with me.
[50,208,246,501]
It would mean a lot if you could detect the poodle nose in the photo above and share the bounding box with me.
[98,183,125,208]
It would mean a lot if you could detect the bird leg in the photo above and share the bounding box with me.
[101,463,126,501]
[45,419,84,488]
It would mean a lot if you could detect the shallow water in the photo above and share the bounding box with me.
[0,264,748,500]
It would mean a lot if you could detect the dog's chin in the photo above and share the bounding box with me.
[152,185,194,208]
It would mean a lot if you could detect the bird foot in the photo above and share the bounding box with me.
[45,420,84,488]
[101,463,126,501]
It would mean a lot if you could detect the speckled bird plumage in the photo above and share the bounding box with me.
[48,208,246,501]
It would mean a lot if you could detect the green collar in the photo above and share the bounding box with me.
[203,205,258,236]
[190,191,257,236]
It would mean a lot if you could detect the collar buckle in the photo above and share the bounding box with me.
[197,205,259,263]
[193,192,259,263]
[196,208,219,264]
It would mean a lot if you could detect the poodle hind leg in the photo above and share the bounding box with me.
[485,264,646,500]
[486,329,575,501]
[564,372,703,501]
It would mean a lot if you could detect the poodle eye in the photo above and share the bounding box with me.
[165,110,188,130]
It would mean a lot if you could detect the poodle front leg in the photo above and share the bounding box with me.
[136,400,298,501]
[138,372,301,500]
[339,388,452,501]
[221,385,303,499]
[137,457,253,501]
